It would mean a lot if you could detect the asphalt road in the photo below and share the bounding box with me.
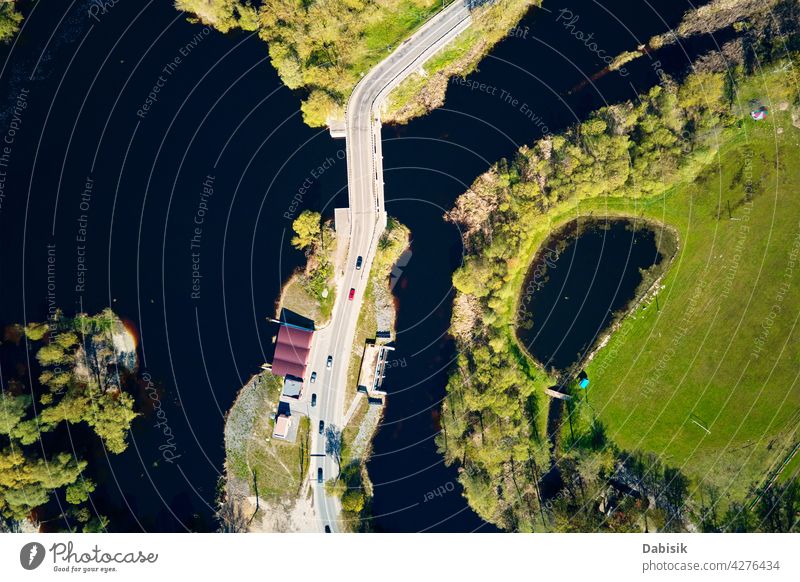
[305,1,473,532]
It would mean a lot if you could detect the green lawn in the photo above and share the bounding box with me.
[578,107,800,502]
[225,373,311,502]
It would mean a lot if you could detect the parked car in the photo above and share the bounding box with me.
[355,256,363,270]
[311,393,317,407]
[348,288,356,300]
[326,355,333,369]
[324,525,331,533]
[310,371,317,383]
[317,468,323,483]
[318,420,325,434]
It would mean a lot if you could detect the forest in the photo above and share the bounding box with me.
[439,2,800,532]
[0,309,138,532]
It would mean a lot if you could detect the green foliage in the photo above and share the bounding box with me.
[24,322,48,341]
[0,450,86,520]
[178,0,537,126]
[0,3,23,44]
[0,310,138,525]
[175,0,257,33]
[66,479,96,505]
[291,210,322,250]
[441,51,800,531]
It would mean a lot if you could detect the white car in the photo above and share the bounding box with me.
[326,356,333,369]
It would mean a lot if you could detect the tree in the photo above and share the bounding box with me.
[66,479,96,505]
[291,210,321,250]
[24,322,48,341]
[0,3,23,44]
[341,489,365,514]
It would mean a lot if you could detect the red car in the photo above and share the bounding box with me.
[348,288,356,300]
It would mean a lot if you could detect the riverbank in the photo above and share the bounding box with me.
[176,0,538,127]
[440,36,800,531]
[382,0,538,124]
[220,372,316,532]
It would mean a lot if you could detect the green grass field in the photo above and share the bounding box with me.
[573,94,800,502]
[225,373,311,502]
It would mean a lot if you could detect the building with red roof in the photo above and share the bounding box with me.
[270,324,314,379]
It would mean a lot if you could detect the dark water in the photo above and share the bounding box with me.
[0,0,723,531]
[515,220,662,373]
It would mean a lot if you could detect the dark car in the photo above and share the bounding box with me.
[317,468,323,483]
[348,288,356,300]
[324,525,331,533]
[318,420,325,434]
[355,256,363,270]
[311,393,317,407]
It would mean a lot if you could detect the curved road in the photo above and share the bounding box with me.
[306,1,474,532]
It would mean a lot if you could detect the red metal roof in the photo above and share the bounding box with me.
[271,325,313,378]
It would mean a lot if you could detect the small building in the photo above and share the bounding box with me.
[272,414,291,440]
[282,376,303,399]
[356,340,394,397]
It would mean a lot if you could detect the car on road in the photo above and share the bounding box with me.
[310,371,316,383]
[311,393,317,407]
[348,288,356,300]
[356,256,363,270]
[319,420,325,434]
[324,525,331,533]
[326,355,333,369]
[317,468,323,483]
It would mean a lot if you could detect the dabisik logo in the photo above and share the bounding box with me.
[20,542,46,570]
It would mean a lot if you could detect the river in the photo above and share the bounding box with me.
[0,0,725,531]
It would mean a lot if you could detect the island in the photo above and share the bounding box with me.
[0,309,138,532]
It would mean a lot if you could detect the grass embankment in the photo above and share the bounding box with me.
[176,0,536,127]
[441,49,800,530]
[582,122,800,503]
[225,373,311,506]
[383,0,538,123]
